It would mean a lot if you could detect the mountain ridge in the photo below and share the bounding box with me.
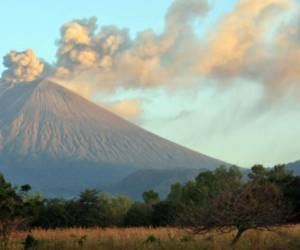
[108,168,206,200]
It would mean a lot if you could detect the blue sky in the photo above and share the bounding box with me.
[0,1,169,71]
[0,0,236,71]
[2,0,299,167]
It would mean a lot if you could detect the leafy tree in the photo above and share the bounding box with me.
[0,174,24,248]
[195,165,242,194]
[186,181,288,245]
[142,190,160,205]
[124,203,153,227]
[106,195,133,226]
[167,182,183,204]
[88,193,133,227]
[23,193,45,226]
[265,165,300,222]
[171,166,242,206]
[19,184,31,199]
[247,164,300,221]
[248,164,268,182]
[33,199,71,228]
[0,174,23,219]
[151,201,178,226]
[72,189,105,227]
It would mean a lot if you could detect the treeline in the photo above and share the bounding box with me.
[1,164,300,244]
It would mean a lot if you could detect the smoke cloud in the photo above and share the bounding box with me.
[104,99,142,120]
[199,0,290,76]
[1,0,300,115]
[51,0,300,100]
[52,0,209,95]
[1,49,45,84]
[197,0,298,99]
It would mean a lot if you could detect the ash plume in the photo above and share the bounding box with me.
[1,49,45,84]
[1,0,300,114]
[53,0,209,94]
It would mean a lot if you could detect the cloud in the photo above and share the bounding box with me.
[52,0,300,103]
[54,20,131,94]
[166,0,209,32]
[103,99,142,120]
[1,49,45,84]
[1,0,300,103]
[62,21,92,45]
[53,0,209,95]
[198,0,291,77]
[195,0,300,102]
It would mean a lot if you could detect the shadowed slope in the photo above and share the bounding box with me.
[288,161,300,175]
[109,168,206,200]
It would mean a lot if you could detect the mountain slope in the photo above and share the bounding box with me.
[288,160,300,175]
[0,79,226,197]
[109,168,206,200]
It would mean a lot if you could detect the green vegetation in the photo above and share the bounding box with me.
[1,164,300,249]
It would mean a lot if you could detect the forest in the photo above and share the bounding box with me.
[1,165,300,249]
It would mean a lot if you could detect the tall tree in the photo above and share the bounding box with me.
[72,189,105,227]
[0,174,23,248]
[142,190,160,205]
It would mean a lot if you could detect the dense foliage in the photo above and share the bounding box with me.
[1,164,300,244]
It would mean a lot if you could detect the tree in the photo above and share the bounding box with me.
[248,164,300,222]
[92,193,133,227]
[248,164,268,182]
[20,184,31,193]
[32,198,71,228]
[180,166,242,206]
[72,189,105,227]
[106,195,133,226]
[185,181,288,245]
[167,182,183,204]
[23,193,45,227]
[152,201,178,226]
[124,203,153,227]
[0,174,24,248]
[142,190,160,205]
[266,165,300,222]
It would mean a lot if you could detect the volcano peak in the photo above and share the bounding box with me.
[0,79,225,197]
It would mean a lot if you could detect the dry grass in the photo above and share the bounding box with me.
[5,225,300,250]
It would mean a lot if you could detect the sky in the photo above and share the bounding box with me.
[1,0,300,167]
[0,0,172,72]
[0,0,236,71]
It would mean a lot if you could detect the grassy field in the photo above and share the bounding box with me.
[5,225,300,250]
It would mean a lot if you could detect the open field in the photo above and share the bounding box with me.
[4,225,300,250]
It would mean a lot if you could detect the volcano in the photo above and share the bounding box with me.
[0,79,225,197]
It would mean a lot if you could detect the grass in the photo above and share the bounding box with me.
[5,225,300,250]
